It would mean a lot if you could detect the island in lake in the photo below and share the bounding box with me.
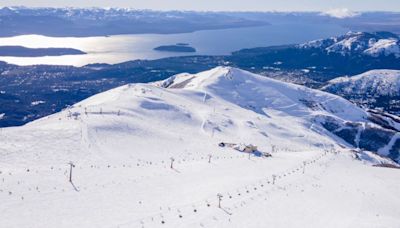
[0,46,86,57]
[154,43,196,53]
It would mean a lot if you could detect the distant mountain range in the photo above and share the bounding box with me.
[229,31,400,78]
[299,31,400,57]
[0,7,268,37]
[1,7,400,36]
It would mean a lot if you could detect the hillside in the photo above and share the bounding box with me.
[323,70,400,114]
[0,67,399,228]
[323,70,400,96]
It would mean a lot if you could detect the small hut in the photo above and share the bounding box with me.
[243,144,258,153]
[219,142,271,157]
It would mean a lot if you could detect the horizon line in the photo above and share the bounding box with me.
[1,6,400,13]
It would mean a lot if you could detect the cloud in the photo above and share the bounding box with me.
[321,8,361,19]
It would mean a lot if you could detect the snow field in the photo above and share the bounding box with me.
[1,67,399,227]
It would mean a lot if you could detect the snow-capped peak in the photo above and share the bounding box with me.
[155,67,368,121]
[298,31,400,58]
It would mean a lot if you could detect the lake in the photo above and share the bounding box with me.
[0,24,348,66]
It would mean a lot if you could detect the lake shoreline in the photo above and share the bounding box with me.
[0,24,348,66]
[0,46,86,57]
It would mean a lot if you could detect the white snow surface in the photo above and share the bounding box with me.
[326,35,365,54]
[364,39,400,57]
[324,69,400,96]
[0,67,399,228]
[300,31,400,58]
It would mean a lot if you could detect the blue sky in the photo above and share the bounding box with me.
[1,0,399,11]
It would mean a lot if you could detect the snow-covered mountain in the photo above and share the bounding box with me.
[323,70,400,96]
[322,70,400,115]
[0,67,399,228]
[299,31,400,58]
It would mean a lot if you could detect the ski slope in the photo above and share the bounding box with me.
[0,67,399,228]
